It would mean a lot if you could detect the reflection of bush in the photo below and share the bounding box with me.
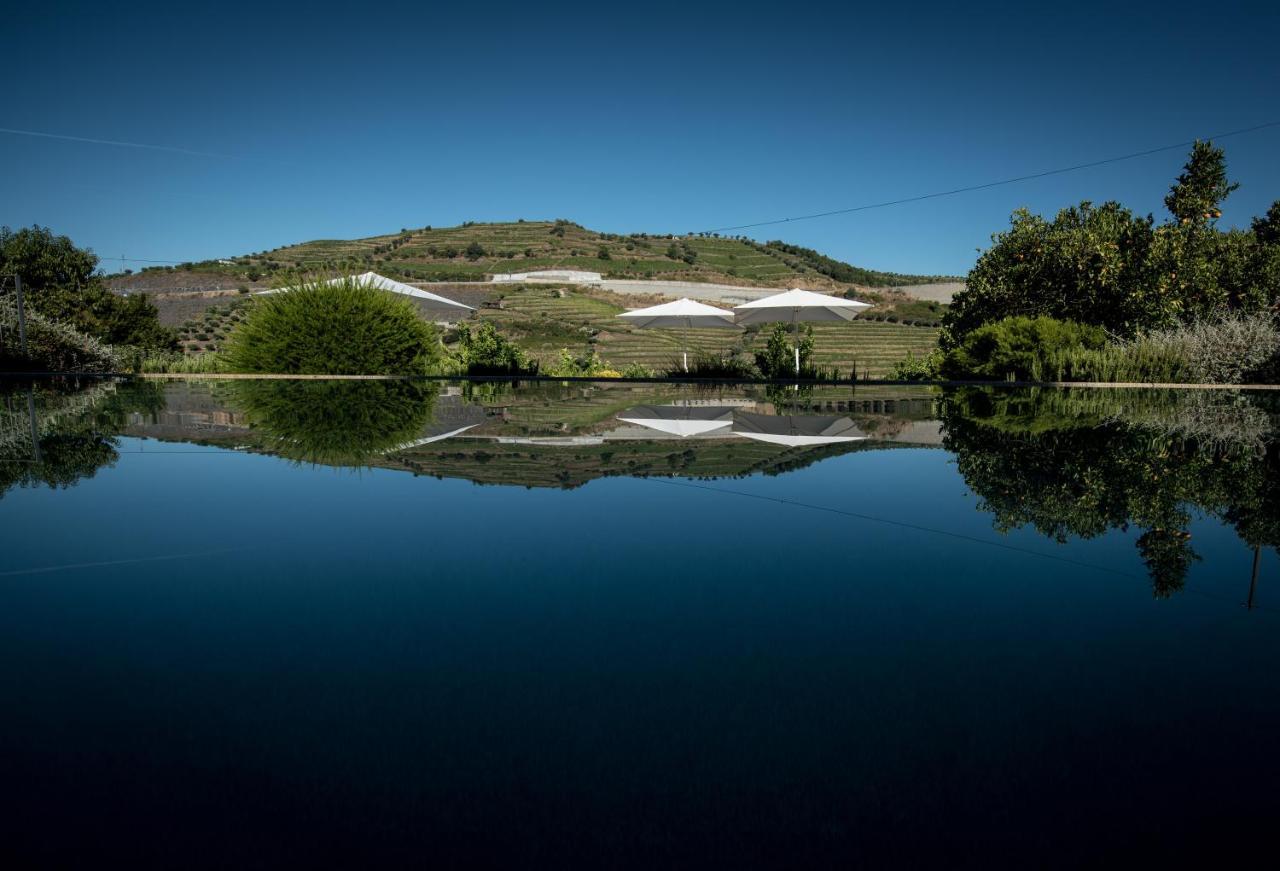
[941,387,1280,596]
[0,380,166,497]
[226,380,438,466]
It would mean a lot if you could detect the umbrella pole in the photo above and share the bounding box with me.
[793,310,800,377]
[684,320,689,373]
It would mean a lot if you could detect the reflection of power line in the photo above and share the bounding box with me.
[644,476,1139,578]
[643,476,1277,613]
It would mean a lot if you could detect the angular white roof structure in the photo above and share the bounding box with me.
[257,272,473,313]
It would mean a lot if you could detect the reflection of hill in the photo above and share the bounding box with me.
[383,436,916,489]
[116,379,941,485]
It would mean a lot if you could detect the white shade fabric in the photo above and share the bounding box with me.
[732,412,867,447]
[616,405,737,437]
[618,298,737,328]
[732,288,870,324]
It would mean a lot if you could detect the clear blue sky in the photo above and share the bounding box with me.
[3,0,1277,277]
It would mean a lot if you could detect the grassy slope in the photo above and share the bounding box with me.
[135,220,958,289]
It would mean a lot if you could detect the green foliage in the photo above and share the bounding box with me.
[944,144,1280,351]
[763,240,958,286]
[754,324,817,378]
[226,379,438,466]
[454,320,538,375]
[222,278,441,375]
[465,241,486,260]
[940,316,1107,380]
[890,349,943,381]
[1164,141,1238,224]
[1,225,177,353]
[597,246,611,260]
[1,381,166,498]
[545,348,619,377]
[942,204,1160,347]
[941,387,1280,596]
[137,351,229,374]
[667,351,759,379]
[1,297,125,372]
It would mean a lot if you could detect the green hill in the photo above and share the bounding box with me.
[135,219,958,289]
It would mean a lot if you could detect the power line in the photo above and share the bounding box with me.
[0,126,234,159]
[699,119,1280,234]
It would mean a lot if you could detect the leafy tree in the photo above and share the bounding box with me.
[755,323,815,378]
[453,320,537,375]
[943,143,1280,351]
[465,242,486,261]
[941,203,1160,347]
[0,225,176,352]
[1164,141,1238,225]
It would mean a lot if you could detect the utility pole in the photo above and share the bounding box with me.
[13,273,28,356]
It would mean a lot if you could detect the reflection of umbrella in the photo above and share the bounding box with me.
[733,288,870,376]
[618,298,738,373]
[617,405,737,437]
[732,411,866,447]
[258,271,473,316]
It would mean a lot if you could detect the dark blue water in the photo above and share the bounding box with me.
[2,380,1278,867]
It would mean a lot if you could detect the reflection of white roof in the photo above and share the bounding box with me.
[732,412,868,447]
[733,288,871,323]
[257,272,472,312]
[617,404,737,437]
[618,298,737,328]
[386,423,479,452]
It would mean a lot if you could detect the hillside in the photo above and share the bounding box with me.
[121,219,959,290]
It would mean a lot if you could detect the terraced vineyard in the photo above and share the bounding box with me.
[144,220,957,291]
[473,285,939,377]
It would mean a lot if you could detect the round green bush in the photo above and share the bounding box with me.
[222,278,442,374]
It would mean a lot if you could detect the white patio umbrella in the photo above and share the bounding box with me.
[732,411,867,447]
[733,288,871,376]
[258,271,473,317]
[616,404,737,437]
[617,297,738,373]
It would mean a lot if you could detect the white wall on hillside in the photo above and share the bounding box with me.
[491,270,602,284]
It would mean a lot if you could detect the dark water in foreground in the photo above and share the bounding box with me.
[2,378,1279,867]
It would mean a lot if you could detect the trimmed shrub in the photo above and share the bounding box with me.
[940,316,1107,380]
[222,278,441,375]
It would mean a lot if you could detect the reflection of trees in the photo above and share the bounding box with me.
[0,380,166,498]
[942,388,1280,597]
[224,380,438,466]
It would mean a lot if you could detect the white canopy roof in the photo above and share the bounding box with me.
[733,288,871,324]
[257,272,473,313]
[617,297,738,328]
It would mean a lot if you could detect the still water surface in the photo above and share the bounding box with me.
[2,378,1278,866]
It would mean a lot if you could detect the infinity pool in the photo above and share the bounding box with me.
[2,378,1278,866]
